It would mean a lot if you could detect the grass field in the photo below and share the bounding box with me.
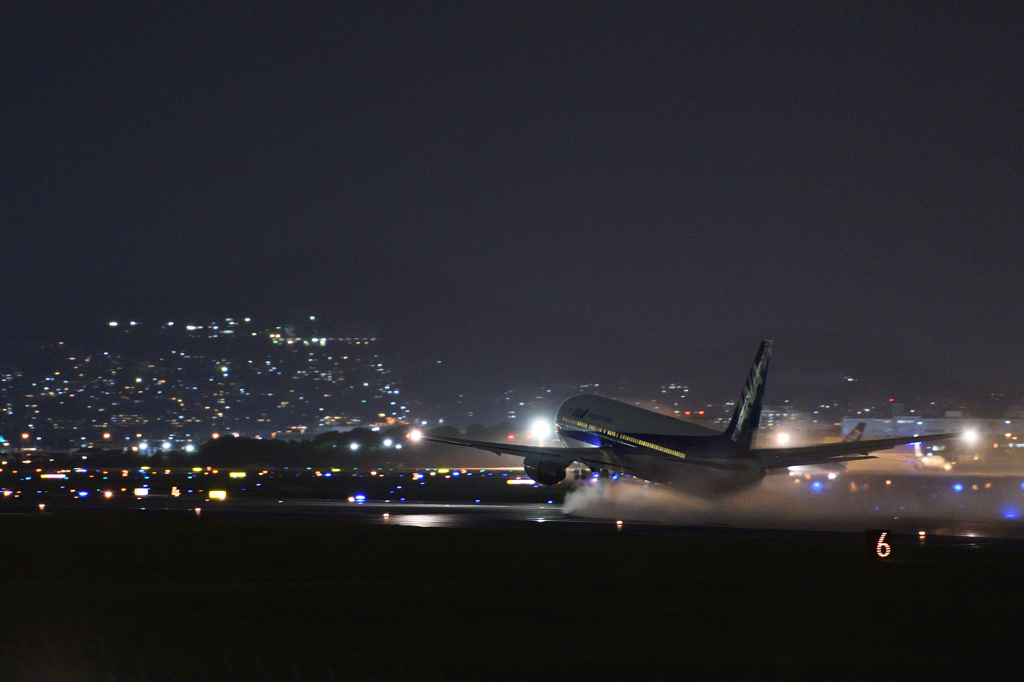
[1,512,1022,680]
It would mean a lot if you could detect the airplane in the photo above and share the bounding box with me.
[424,341,955,495]
[781,422,867,479]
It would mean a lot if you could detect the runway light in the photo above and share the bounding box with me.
[827,473,837,480]
[408,430,422,442]
[383,438,393,447]
[349,442,359,451]
[209,490,226,500]
[104,491,113,498]
[963,429,979,444]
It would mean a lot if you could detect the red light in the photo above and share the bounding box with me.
[889,398,895,402]
[698,410,705,415]
[507,434,515,441]
[685,411,691,416]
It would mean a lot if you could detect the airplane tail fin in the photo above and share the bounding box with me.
[844,422,867,443]
[723,340,772,451]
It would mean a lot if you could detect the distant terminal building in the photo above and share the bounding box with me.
[841,417,1024,450]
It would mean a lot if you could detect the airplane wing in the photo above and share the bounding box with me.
[423,434,606,465]
[425,435,654,476]
[754,432,955,470]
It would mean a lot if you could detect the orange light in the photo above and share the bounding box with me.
[507,434,515,440]
[102,433,111,439]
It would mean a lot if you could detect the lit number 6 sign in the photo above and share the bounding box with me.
[865,529,892,560]
[875,532,891,558]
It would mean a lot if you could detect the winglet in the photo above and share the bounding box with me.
[723,340,772,450]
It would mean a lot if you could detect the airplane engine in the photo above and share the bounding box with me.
[523,457,566,485]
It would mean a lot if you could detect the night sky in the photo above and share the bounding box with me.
[4,3,1023,391]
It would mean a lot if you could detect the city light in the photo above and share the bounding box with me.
[776,432,790,445]
[963,429,979,444]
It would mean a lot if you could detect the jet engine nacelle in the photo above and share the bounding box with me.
[523,456,567,485]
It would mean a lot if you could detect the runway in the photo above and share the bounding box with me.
[5,462,1024,548]
[8,489,1024,552]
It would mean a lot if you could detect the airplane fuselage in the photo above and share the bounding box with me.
[554,394,766,493]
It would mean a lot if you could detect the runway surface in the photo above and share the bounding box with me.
[6,462,1024,549]
[6,490,1023,552]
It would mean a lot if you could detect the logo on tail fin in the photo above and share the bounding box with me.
[726,341,772,447]
[844,422,867,443]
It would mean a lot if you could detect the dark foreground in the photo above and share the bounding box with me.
[2,513,1023,680]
